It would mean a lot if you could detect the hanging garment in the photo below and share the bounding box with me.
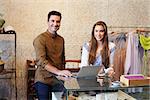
[110,33,127,81]
[124,32,143,74]
[139,34,150,50]
[124,32,144,93]
[139,34,150,76]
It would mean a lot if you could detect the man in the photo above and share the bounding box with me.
[33,11,72,100]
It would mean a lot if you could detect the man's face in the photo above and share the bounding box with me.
[48,15,61,34]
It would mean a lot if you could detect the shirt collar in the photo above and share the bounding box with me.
[46,30,57,38]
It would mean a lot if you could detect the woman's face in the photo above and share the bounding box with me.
[94,25,105,41]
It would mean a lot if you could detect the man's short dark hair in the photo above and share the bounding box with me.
[48,11,62,21]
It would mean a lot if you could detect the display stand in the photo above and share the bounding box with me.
[0,32,16,100]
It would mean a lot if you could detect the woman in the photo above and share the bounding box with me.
[72,21,116,97]
[80,21,115,78]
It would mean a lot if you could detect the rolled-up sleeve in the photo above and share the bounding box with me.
[33,36,48,68]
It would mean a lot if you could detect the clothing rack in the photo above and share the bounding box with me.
[136,29,150,33]
[110,29,150,36]
[108,26,150,28]
[109,31,128,36]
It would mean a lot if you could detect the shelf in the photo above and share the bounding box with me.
[0,69,15,74]
[0,33,16,99]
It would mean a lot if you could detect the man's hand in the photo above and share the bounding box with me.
[57,70,72,77]
[45,63,72,77]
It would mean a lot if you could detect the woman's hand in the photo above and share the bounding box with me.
[106,67,115,78]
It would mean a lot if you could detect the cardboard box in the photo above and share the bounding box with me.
[120,74,150,86]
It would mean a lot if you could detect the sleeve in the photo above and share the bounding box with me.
[33,36,49,68]
[80,42,90,68]
[109,42,116,66]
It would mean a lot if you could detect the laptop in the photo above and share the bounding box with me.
[64,66,100,89]
[74,66,100,79]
